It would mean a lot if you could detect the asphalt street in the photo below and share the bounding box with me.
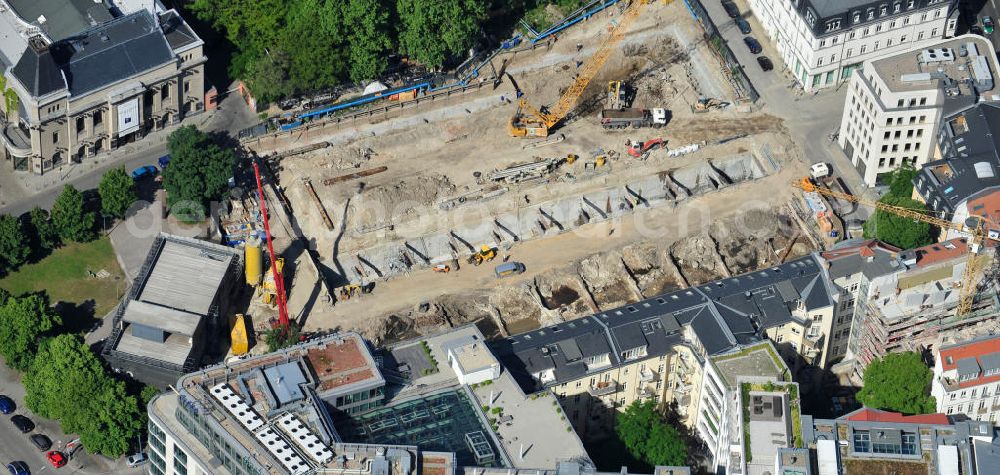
[702,0,873,221]
[0,365,142,475]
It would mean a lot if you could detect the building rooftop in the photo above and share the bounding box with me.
[745,391,791,475]
[106,234,238,371]
[494,256,833,392]
[9,9,177,98]
[8,0,113,42]
[843,407,950,425]
[871,36,996,99]
[442,335,498,374]
[918,102,1000,213]
[158,9,201,51]
[821,239,902,281]
[138,236,236,315]
[711,342,789,388]
[868,239,968,320]
[938,334,1000,390]
[304,333,384,395]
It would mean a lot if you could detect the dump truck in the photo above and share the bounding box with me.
[599,108,668,129]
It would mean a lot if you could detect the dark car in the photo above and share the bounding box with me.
[5,462,28,475]
[11,415,34,433]
[30,434,52,451]
[971,25,984,36]
[735,17,751,34]
[0,396,13,415]
[744,36,762,54]
[722,1,739,18]
[757,56,774,71]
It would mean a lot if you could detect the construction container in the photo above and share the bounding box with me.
[244,236,262,286]
[230,314,249,356]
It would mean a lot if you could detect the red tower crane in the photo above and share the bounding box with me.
[252,160,290,328]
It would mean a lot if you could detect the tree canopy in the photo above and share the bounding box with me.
[28,206,59,251]
[51,185,95,242]
[857,352,937,415]
[864,165,934,249]
[98,166,137,219]
[863,195,935,249]
[24,334,143,458]
[188,0,485,102]
[162,126,235,220]
[0,214,30,272]
[397,0,486,69]
[0,293,61,371]
[615,400,688,467]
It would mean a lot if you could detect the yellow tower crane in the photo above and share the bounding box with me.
[794,177,994,316]
[509,0,655,137]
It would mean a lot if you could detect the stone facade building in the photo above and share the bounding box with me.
[0,0,205,174]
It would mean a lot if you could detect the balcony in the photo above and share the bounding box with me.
[639,368,658,383]
[1,122,31,158]
[588,380,618,397]
[636,386,655,399]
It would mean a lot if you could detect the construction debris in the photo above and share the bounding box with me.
[322,166,388,186]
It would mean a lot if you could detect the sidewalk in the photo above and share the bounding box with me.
[0,90,257,211]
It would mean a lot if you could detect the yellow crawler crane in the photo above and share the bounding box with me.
[509,0,654,137]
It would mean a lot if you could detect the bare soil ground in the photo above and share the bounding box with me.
[246,1,821,344]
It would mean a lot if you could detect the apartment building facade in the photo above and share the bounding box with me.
[836,35,998,186]
[495,255,838,440]
[842,238,1000,382]
[747,0,958,92]
[932,335,1000,423]
[0,2,205,174]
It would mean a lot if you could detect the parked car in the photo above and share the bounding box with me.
[29,434,51,452]
[971,25,984,36]
[5,462,28,475]
[46,452,66,469]
[126,452,148,467]
[11,415,33,433]
[757,56,774,71]
[158,154,171,169]
[743,36,762,54]
[722,1,739,18]
[984,16,995,34]
[494,262,526,279]
[131,165,158,180]
[0,396,14,414]
[735,17,751,34]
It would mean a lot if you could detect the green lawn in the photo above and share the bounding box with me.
[0,237,125,320]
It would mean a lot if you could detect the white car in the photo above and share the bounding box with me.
[126,452,148,467]
[810,162,831,179]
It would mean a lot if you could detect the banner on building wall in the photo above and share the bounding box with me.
[117,98,139,136]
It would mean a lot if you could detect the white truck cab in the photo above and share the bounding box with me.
[810,162,831,179]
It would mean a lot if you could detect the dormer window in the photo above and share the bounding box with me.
[853,11,861,23]
[960,372,980,382]
[868,9,875,20]
[894,2,901,13]
[806,10,816,26]
[880,5,887,16]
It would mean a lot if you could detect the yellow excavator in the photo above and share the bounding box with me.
[468,245,498,266]
[795,177,994,316]
[509,0,654,137]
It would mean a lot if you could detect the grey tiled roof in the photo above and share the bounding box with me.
[980,352,1000,373]
[158,10,201,51]
[493,255,834,392]
[51,11,175,96]
[917,103,1000,212]
[957,357,981,377]
[9,0,113,42]
[11,48,65,97]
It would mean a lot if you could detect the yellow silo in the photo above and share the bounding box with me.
[244,236,263,286]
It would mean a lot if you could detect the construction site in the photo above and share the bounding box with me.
[230,0,825,347]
